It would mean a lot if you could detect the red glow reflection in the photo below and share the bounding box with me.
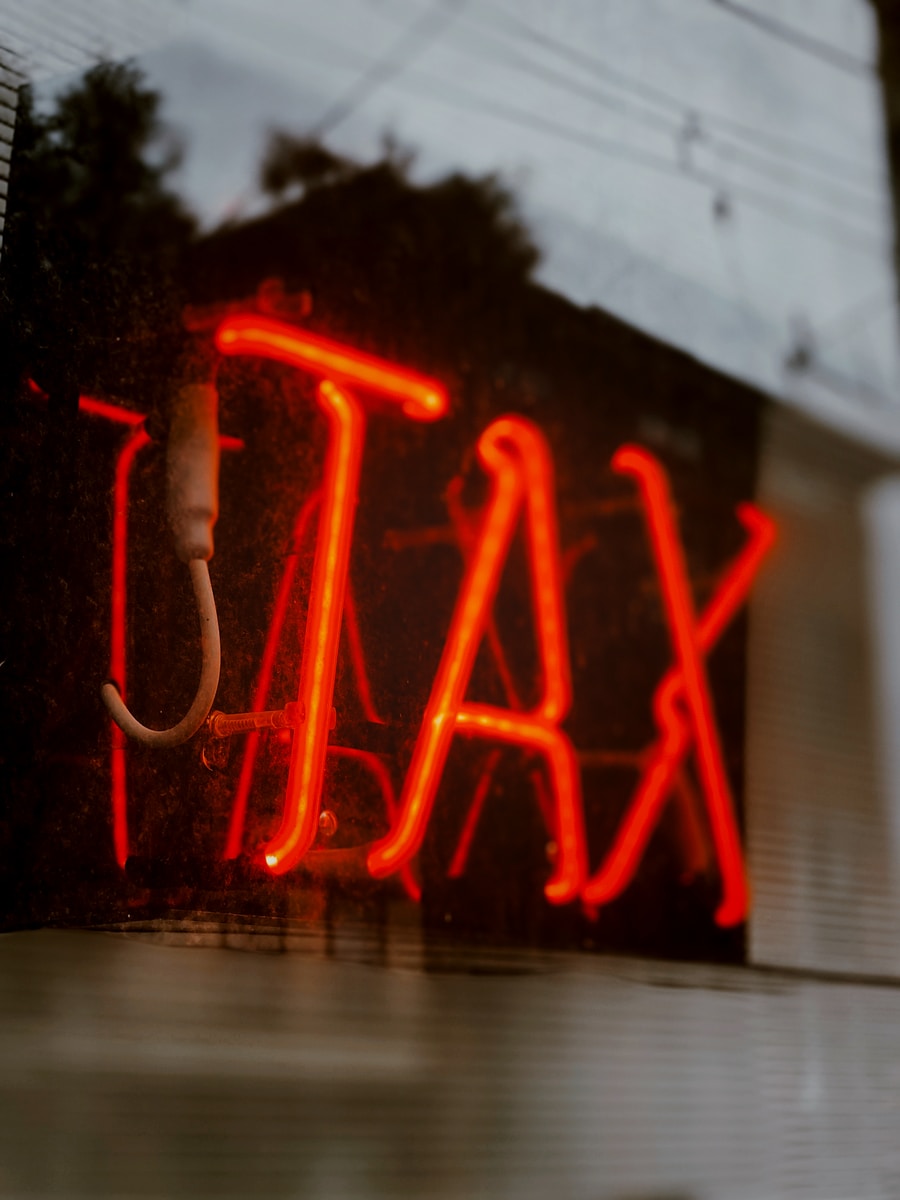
[446,748,503,880]
[28,379,145,428]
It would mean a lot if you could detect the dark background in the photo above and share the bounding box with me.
[0,66,763,962]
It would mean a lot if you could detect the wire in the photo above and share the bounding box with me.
[309,0,462,138]
[443,9,884,220]
[101,558,221,748]
[0,6,106,75]
[236,16,696,190]
[473,1,884,186]
[232,10,886,254]
[704,0,872,79]
[802,359,897,410]
[401,72,699,183]
[685,160,881,252]
[808,285,899,352]
[386,65,885,255]
[786,285,900,409]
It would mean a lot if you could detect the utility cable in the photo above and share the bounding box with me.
[244,13,887,254]
[443,10,883,219]
[385,64,885,255]
[704,0,871,79]
[310,0,461,139]
[474,0,883,186]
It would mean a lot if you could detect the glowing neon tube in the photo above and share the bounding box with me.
[593,446,772,927]
[215,316,447,420]
[582,502,775,917]
[215,314,449,875]
[368,415,587,904]
[263,381,365,873]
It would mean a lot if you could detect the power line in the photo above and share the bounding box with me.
[253,17,697,186]
[705,133,883,214]
[802,360,897,409]
[402,70,696,184]
[309,0,461,139]
[387,65,885,256]
[689,159,881,250]
[709,189,767,338]
[705,0,872,79]
[809,285,899,352]
[476,1,883,187]
[450,16,676,139]
[248,10,886,255]
[442,9,884,223]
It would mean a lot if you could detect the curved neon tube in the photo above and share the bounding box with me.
[590,447,774,927]
[109,426,151,867]
[107,422,243,867]
[329,746,420,902]
[582,502,775,916]
[367,415,586,904]
[215,316,448,421]
[455,705,584,904]
[214,314,449,874]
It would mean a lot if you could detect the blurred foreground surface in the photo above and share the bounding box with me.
[0,928,899,1200]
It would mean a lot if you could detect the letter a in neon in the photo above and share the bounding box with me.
[367,415,587,904]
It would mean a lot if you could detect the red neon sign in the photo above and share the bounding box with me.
[86,318,773,925]
[30,374,170,865]
[110,424,151,868]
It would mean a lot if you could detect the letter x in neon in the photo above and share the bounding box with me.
[582,445,776,926]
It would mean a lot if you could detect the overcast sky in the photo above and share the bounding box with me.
[124,0,900,454]
[5,0,896,450]
[0,0,895,451]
